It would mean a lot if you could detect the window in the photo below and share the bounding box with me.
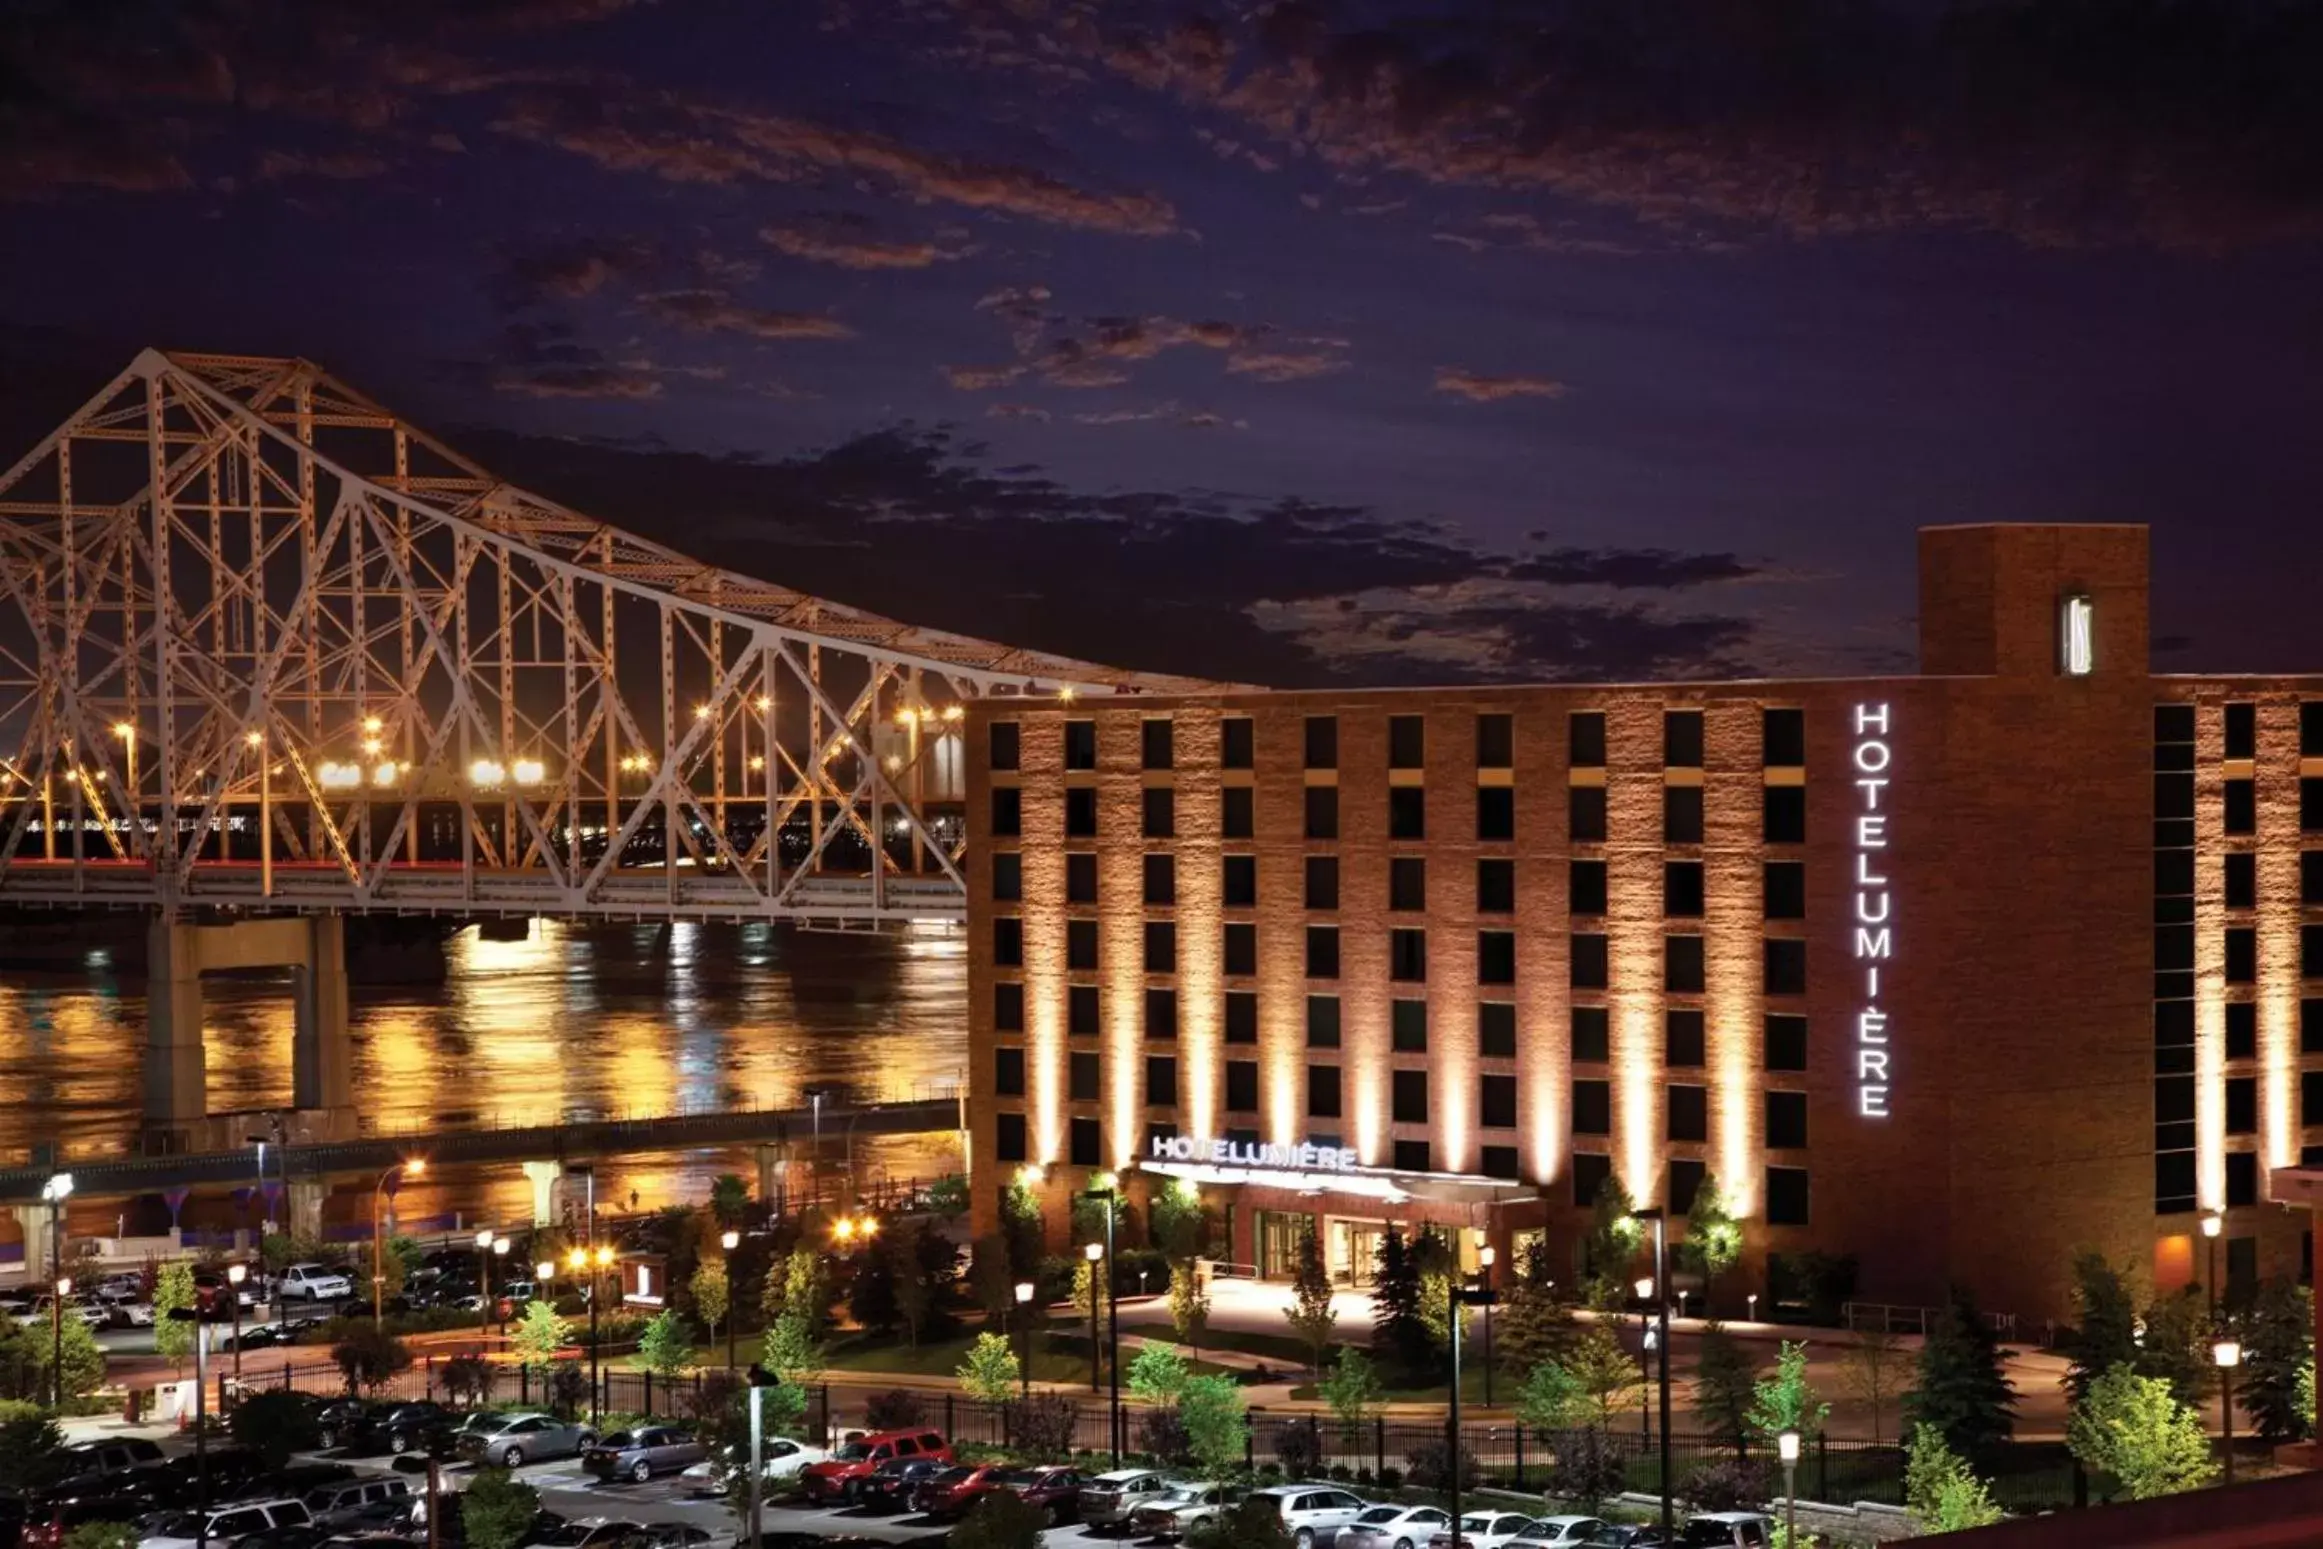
[1573,1006,1610,1062]
[1394,1139,1434,1173]
[1766,1167,1810,1226]
[2306,851,2323,906]
[1668,1085,1708,1143]
[1065,787,1097,837]
[1477,787,1515,842]
[2307,702,2323,756]
[1145,921,1177,974]
[1142,786,1175,839]
[989,722,1020,772]
[1143,853,1176,906]
[2156,703,2196,742]
[1669,1160,1707,1216]
[991,787,1022,837]
[2306,1070,2323,1126]
[1304,716,1338,770]
[1222,717,1255,769]
[2225,703,2256,760]
[1482,1146,1521,1181]
[1226,1061,1259,1113]
[1307,994,1342,1048]
[1572,1079,1612,1136]
[1067,852,1098,904]
[1765,785,1806,844]
[1391,928,1428,982]
[1666,1009,1706,1067]
[1763,708,1805,768]
[1145,988,1178,1039]
[1570,785,1607,842]
[2308,998,2323,1054]
[1067,920,1098,971]
[1069,1051,1099,1102]
[1664,710,1704,768]
[2306,778,2323,832]
[1478,858,1515,914]
[1766,1014,1808,1072]
[1068,984,1099,1036]
[1477,713,1513,769]
[1146,1056,1179,1108]
[1224,855,1258,908]
[2227,927,2256,984]
[1306,925,1341,979]
[1481,1074,1518,1129]
[1572,933,1609,990]
[991,852,1022,902]
[1480,1002,1517,1058]
[1572,1152,1612,1209]
[1389,714,1426,769]
[1390,857,1427,912]
[1305,855,1340,911]
[2226,1150,2259,1208]
[1479,930,1516,985]
[996,1114,1026,1163]
[1570,712,1607,767]
[993,916,1023,967]
[2226,1076,2258,1135]
[1224,923,1257,976]
[1308,1065,1342,1118]
[2311,924,2323,977]
[1570,860,1608,915]
[1666,935,1705,994]
[994,982,1024,1031]
[994,1047,1025,1097]
[2226,780,2256,836]
[1305,786,1339,840]
[1756,868,1805,929]
[1767,1090,1809,1149]
[1069,1117,1101,1167]
[1391,999,1428,1053]
[1665,861,1705,917]
[1225,990,1258,1043]
[1223,786,1255,839]
[1664,785,1704,844]
[1392,1070,1430,1123]
[1766,938,1808,996]
[1064,720,1097,770]
[2226,1002,2256,1060]
[1389,786,1427,840]
[1141,719,1174,771]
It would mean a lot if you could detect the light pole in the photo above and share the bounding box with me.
[226,1263,247,1394]
[722,1230,741,1371]
[2202,1211,2224,1319]
[1634,1276,1655,1443]
[1447,1270,1496,1547]
[1080,1179,1122,1465]
[50,1274,70,1410]
[372,1158,425,1325]
[1632,1207,1674,1545]
[475,1230,495,1346]
[42,1171,71,1410]
[1478,1244,1497,1407]
[1013,1282,1035,1401]
[566,1243,615,1426]
[2214,1336,2241,1485]
[1778,1429,1800,1546]
[493,1237,511,1338]
[1747,1292,1758,1324]
[1083,1243,1104,1396]
[533,1259,556,1391]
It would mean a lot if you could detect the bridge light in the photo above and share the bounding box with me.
[694,704,711,720]
[1057,686,1075,702]
[512,758,547,787]
[882,755,901,772]
[941,705,963,722]
[112,722,134,739]
[362,715,384,735]
[372,762,400,787]
[753,695,771,713]
[245,731,263,747]
[318,761,363,790]
[747,755,765,772]
[469,759,506,787]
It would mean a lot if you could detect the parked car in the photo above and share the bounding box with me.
[11,1294,109,1329]
[581,1426,707,1484]
[108,1300,157,1329]
[1076,1468,1178,1533]
[300,1478,413,1530]
[908,1465,1011,1522]
[138,1497,314,1549]
[1581,1527,1667,1548]
[1129,1482,1245,1540]
[458,1412,597,1469]
[858,1457,947,1513]
[316,1399,395,1451]
[1340,1504,1455,1549]
[1243,1484,1374,1547]
[796,1429,952,1506]
[1000,1465,1086,1526]
[17,1492,158,1549]
[1672,1515,1773,1548]
[144,1445,271,1500]
[88,1273,147,1303]
[232,1526,332,1549]
[279,1263,354,1301]
[521,1518,645,1549]
[677,1438,826,1496]
[192,1272,259,1316]
[51,1438,167,1488]
[330,1401,461,1457]
[636,1528,721,1549]
[1441,1515,1592,1548]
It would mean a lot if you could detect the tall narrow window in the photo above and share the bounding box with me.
[1141,719,1175,771]
[1477,713,1513,770]
[1222,717,1255,769]
[1664,710,1704,768]
[988,721,1020,772]
[1305,855,1340,911]
[1064,720,1097,770]
[1389,715,1426,769]
[1304,716,1338,770]
[1569,712,1606,768]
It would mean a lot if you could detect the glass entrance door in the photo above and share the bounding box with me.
[1330,1220,1384,1286]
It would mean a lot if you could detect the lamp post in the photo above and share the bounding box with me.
[475,1229,496,1346]
[225,1263,247,1393]
[372,1158,424,1325]
[1477,1244,1497,1406]
[1447,1271,1497,1548]
[1080,1178,1122,1466]
[2214,1337,2242,1485]
[2201,1211,2224,1319]
[50,1274,70,1410]
[1778,1429,1801,1547]
[566,1244,615,1426]
[534,1259,556,1386]
[1082,1243,1104,1396]
[493,1237,511,1338]
[1634,1276,1655,1442]
[1747,1292,1758,1324]
[722,1230,741,1371]
[1013,1282,1035,1401]
[1631,1203,1674,1545]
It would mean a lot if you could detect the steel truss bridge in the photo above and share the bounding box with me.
[0,351,1207,926]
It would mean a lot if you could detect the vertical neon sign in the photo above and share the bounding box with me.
[1852,703,1893,1118]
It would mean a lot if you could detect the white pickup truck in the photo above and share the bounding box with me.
[279,1262,355,1301]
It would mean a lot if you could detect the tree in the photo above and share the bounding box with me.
[927,1174,969,1220]
[1178,1373,1249,1478]
[763,1248,832,1335]
[1150,1177,1208,1262]
[1168,1261,1211,1359]
[971,1233,1017,1323]
[2134,1288,2211,1409]
[0,1322,43,1402]
[848,1238,901,1335]
[690,1259,730,1351]
[1497,1243,1580,1378]
[1840,1329,1905,1445]
[1694,1322,1760,1458]
[761,1307,824,1386]
[1005,1391,1076,1459]
[891,1222,958,1348]
[1583,1176,1643,1307]
[638,1309,694,1380]
[1128,1341,1193,1407]
[1417,1267,1471,1368]
[442,1354,495,1407]
[958,1332,1021,1405]
[1286,1223,1337,1375]
[2240,1281,2314,1442]
[1903,1425,2005,1533]
[1187,1497,1295,1549]
[0,1410,65,1491]
[459,1467,541,1549]
[1904,1288,2016,1461]
[1516,1358,1587,1435]
[1000,1170,1045,1278]
[1275,1415,1324,1479]
[2067,1364,2218,1500]
[1371,1227,1433,1376]
[951,1491,1049,1549]
[2064,1252,2142,1412]
[1566,1325,1644,1427]
[227,1389,321,1467]
[330,1323,414,1393]
[511,1300,571,1372]
[708,1174,751,1227]
[39,1316,105,1399]
[1676,1174,1743,1291]
[1748,1340,1830,1445]
[864,1389,928,1431]
[152,1262,196,1370]
[1545,1425,1628,1511]
[61,1526,136,1549]
[1320,1347,1383,1443]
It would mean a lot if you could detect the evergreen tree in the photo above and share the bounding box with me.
[1286,1222,1337,1375]
[1583,1177,1643,1307]
[2064,1251,2141,1411]
[152,1262,197,1371]
[1371,1227,1433,1377]
[1903,1287,2016,1461]
[2239,1280,2314,1443]
[1693,1321,1760,1458]
[1675,1175,1743,1292]
[1566,1325,1644,1427]
[2133,1287,2210,1410]
[1169,1261,1211,1359]
[1496,1241,1580,1377]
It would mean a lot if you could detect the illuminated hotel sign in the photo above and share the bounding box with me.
[1150,1135,1359,1173]
[2061,594,2094,676]
[1852,703,1894,1118]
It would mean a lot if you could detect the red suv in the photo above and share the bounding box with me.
[798,1429,952,1506]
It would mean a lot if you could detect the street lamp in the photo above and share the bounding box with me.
[1632,1203,1674,1545]
[1080,1178,1123,1466]
[1446,1270,1498,1548]
[2201,1212,2224,1318]
[567,1243,617,1425]
[721,1230,741,1372]
[2215,1337,2242,1485]
[1082,1242,1104,1397]
[475,1230,496,1346]
[40,1172,71,1406]
[1777,1429,1801,1547]
[1747,1292,1759,1323]
[50,1274,71,1410]
[371,1158,424,1325]
[1013,1282,1035,1401]
[493,1237,511,1338]
[1478,1245,1498,1406]
[225,1263,248,1392]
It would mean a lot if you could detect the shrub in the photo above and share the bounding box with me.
[459,1467,540,1549]
[1546,1428,1628,1511]
[1403,1437,1479,1491]
[1138,1405,1191,1465]
[547,1362,589,1420]
[227,1390,321,1467]
[1376,1467,1403,1491]
[1683,1457,1773,1512]
[1275,1416,1324,1479]
[441,1355,495,1407]
[0,1410,65,1490]
[1186,1496,1295,1549]
[62,1527,135,1549]
[951,1491,1048,1549]
[863,1388,927,1431]
[329,1323,414,1393]
[1004,1392,1077,1460]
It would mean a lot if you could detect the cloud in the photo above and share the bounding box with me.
[1227,350,1349,383]
[1071,401,1245,429]
[254,150,393,183]
[1434,368,1567,403]
[1503,548,1763,589]
[943,364,1026,391]
[986,403,1051,422]
[759,222,968,270]
[637,289,854,340]
[445,318,717,400]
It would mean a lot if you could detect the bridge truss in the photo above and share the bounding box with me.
[0,351,1207,924]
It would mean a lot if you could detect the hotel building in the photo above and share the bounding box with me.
[964,524,2323,1320]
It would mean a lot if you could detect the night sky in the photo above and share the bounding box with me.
[4,0,2320,687]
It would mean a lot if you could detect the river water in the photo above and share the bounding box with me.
[0,920,967,1235]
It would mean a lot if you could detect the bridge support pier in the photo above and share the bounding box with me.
[521,1160,564,1227]
[145,914,352,1146]
[285,1179,326,1242]
[9,1204,58,1282]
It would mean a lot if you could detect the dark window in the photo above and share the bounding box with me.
[1569,712,1607,768]
[1664,710,1704,768]
[1226,1061,1259,1113]
[1668,1085,1708,1142]
[1305,786,1339,840]
[995,981,1024,1031]
[1572,933,1609,990]
[2226,780,2256,835]
[991,787,1022,838]
[1480,1002,1517,1058]
[1477,787,1516,842]
[1666,935,1705,994]
[1478,858,1516,914]
[1145,988,1178,1039]
[1766,1167,1810,1226]
[1666,1010,1706,1068]
[1764,861,1806,920]
[1145,921,1177,974]
[1670,1159,1707,1216]
[2226,1002,2256,1060]
[1391,928,1428,983]
[989,721,1021,772]
[1067,852,1097,904]
[2226,1150,2259,1208]
[1224,855,1258,908]
[1389,786,1427,840]
[1067,920,1098,971]
[2310,924,2323,977]
[2308,998,2323,1054]
[1482,1146,1522,1181]
[1223,786,1255,839]
[1069,1117,1101,1168]
[1305,855,1340,911]
[1481,1075,1518,1129]
[1065,787,1097,838]
[1225,990,1258,1043]
[1224,922,1257,976]
[2225,853,2255,910]
[1573,1006,1610,1063]
[2306,778,2323,832]
[2305,1070,2323,1126]
[1308,1065,1342,1118]
[1570,785,1607,842]
[1143,853,1175,906]
[2225,703,2256,760]
[1064,720,1097,770]
[1142,786,1175,839]
[2158,772,2197,822]
[994,1112,1026,1163]
[1222,718,1254,769]
[1572,1080,1612,1136]
[2156,1151,2197,1215]
[1392,1069,1429,1124]
[1305,925,1341,979]
[1572,1152,1612,1209]
[994,1047,1025,1097]
[1304,716,1338,770]
[1766,939,1808,996]
[2226,1077,2258,1135]
[1390,856,1427,912]
[2305,851,2323,906]
[1570,860,1608,915]
[1479,930,1517,985]
[1766,1014,1808,1072]
[1477,713,1514,769]
[1069,1051,1099,1102]
[1389,715,1425,769]
[1394,1139,1434,1173]
[992,851,1022,902]
[1664,785,1704,844]
[1665,861,1705,917]
[1765,786,1806,844]
[993,916,1022,967]
[1767,1090,1809,1149]
[1391,999,1428,1053]
[1307,995,1342,1048]
[2227,927,2256,984]
[1141,719,1174,771]
[1145,1056,1178,1108]
[1763,709,1805,768]
[2156,703,2196,742]
[1068,984,1098,1036]
[2306,702,2323,756]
